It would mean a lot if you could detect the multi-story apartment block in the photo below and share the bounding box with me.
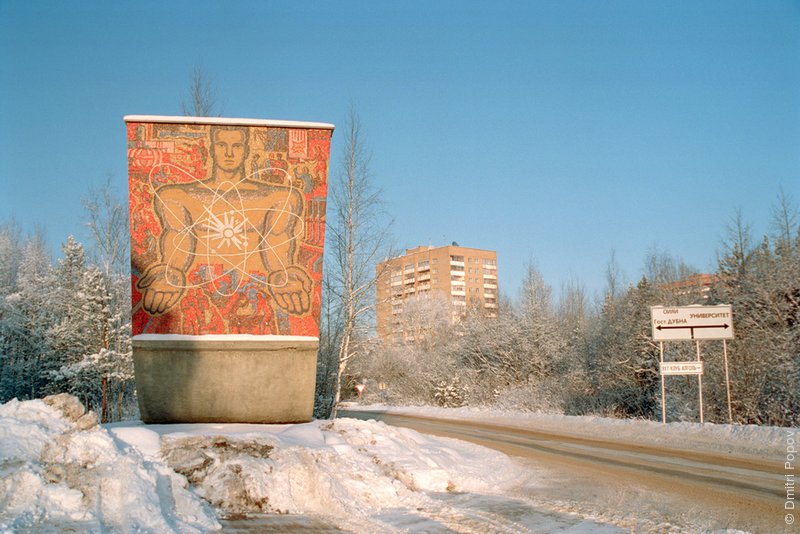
[375,244,498,341]
[662,273,718,303]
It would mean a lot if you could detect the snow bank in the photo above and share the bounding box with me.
[110,417,524,530]
[1,396,526,532]
[349,404,790,459]
[0,395,219,533]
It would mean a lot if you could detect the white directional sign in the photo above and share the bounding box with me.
[660,361,704,375]
[651,305,734,341]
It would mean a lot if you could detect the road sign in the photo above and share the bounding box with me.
[651,305,734,341]
[660,361,704,375]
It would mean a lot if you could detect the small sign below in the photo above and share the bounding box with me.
[651,305,734,341]
[661,361,704,375]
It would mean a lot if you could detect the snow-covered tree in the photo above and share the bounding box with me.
[0,230,55,401]
[711,195,800,425]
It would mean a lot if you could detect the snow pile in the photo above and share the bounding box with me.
[0,394,219,533]
[111,417,524,529]
[1,396,527,532]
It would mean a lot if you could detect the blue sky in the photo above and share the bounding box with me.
[1,1,798,301]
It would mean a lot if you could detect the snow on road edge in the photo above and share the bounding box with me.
[347,404,792,460]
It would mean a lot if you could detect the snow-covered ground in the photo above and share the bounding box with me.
[1,395,790,532]
[348,403,788,460]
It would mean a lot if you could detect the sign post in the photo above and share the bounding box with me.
[723,340,733,422]
[651,305,734,424]
[696,340,704,424]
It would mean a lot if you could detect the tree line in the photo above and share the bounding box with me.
[1,102,796,427]
[0,181,133,422]
[341,193,799,427]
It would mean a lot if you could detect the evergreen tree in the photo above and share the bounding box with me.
[1,232,55,400]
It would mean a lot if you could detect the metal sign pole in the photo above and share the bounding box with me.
[660,341,666,424]
[696,340,704,424]
[723,339,733,423]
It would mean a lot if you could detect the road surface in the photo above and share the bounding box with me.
[341,409,787,533]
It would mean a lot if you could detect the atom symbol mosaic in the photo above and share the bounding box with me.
[149,163,304,297]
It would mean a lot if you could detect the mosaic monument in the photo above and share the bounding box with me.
[126,115,334,423]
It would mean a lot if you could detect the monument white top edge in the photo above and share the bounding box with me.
[124,115,335,130]
[133,334,320,342]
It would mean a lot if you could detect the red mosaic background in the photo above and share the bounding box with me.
[127,120,331,336]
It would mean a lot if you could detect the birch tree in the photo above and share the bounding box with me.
[326,108,392,417]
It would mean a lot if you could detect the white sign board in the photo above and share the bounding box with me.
[661,361,704,375]
[651,305,734,341]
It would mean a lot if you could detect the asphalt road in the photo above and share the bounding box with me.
[341,409,788,533]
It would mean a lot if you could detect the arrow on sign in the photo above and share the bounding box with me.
[656,323,729,339]
[656,324,730,331]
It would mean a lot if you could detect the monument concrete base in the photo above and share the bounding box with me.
[132,335,318,424]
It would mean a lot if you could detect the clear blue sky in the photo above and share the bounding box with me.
[1,1,798,301]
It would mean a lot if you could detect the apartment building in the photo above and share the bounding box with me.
[375,244,498,341]
[662,273,718,303]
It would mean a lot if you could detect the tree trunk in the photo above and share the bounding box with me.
[101,376,109,423]
[331,329,351,418]
[117,386,123,421]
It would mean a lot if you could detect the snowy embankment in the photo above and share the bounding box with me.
[2,395,790,532]
[348,403,788,460]
[0,395,525,533]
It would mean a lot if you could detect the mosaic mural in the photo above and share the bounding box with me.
[127,119,332,336]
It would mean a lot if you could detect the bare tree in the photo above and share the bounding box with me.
[82,175,127,282]
[81,178,133,421]
[181,65,219,117]
[327,107,392,417]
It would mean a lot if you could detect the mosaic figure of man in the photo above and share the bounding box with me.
[136,125,312,319]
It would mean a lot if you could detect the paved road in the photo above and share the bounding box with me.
[341,409,787,533]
